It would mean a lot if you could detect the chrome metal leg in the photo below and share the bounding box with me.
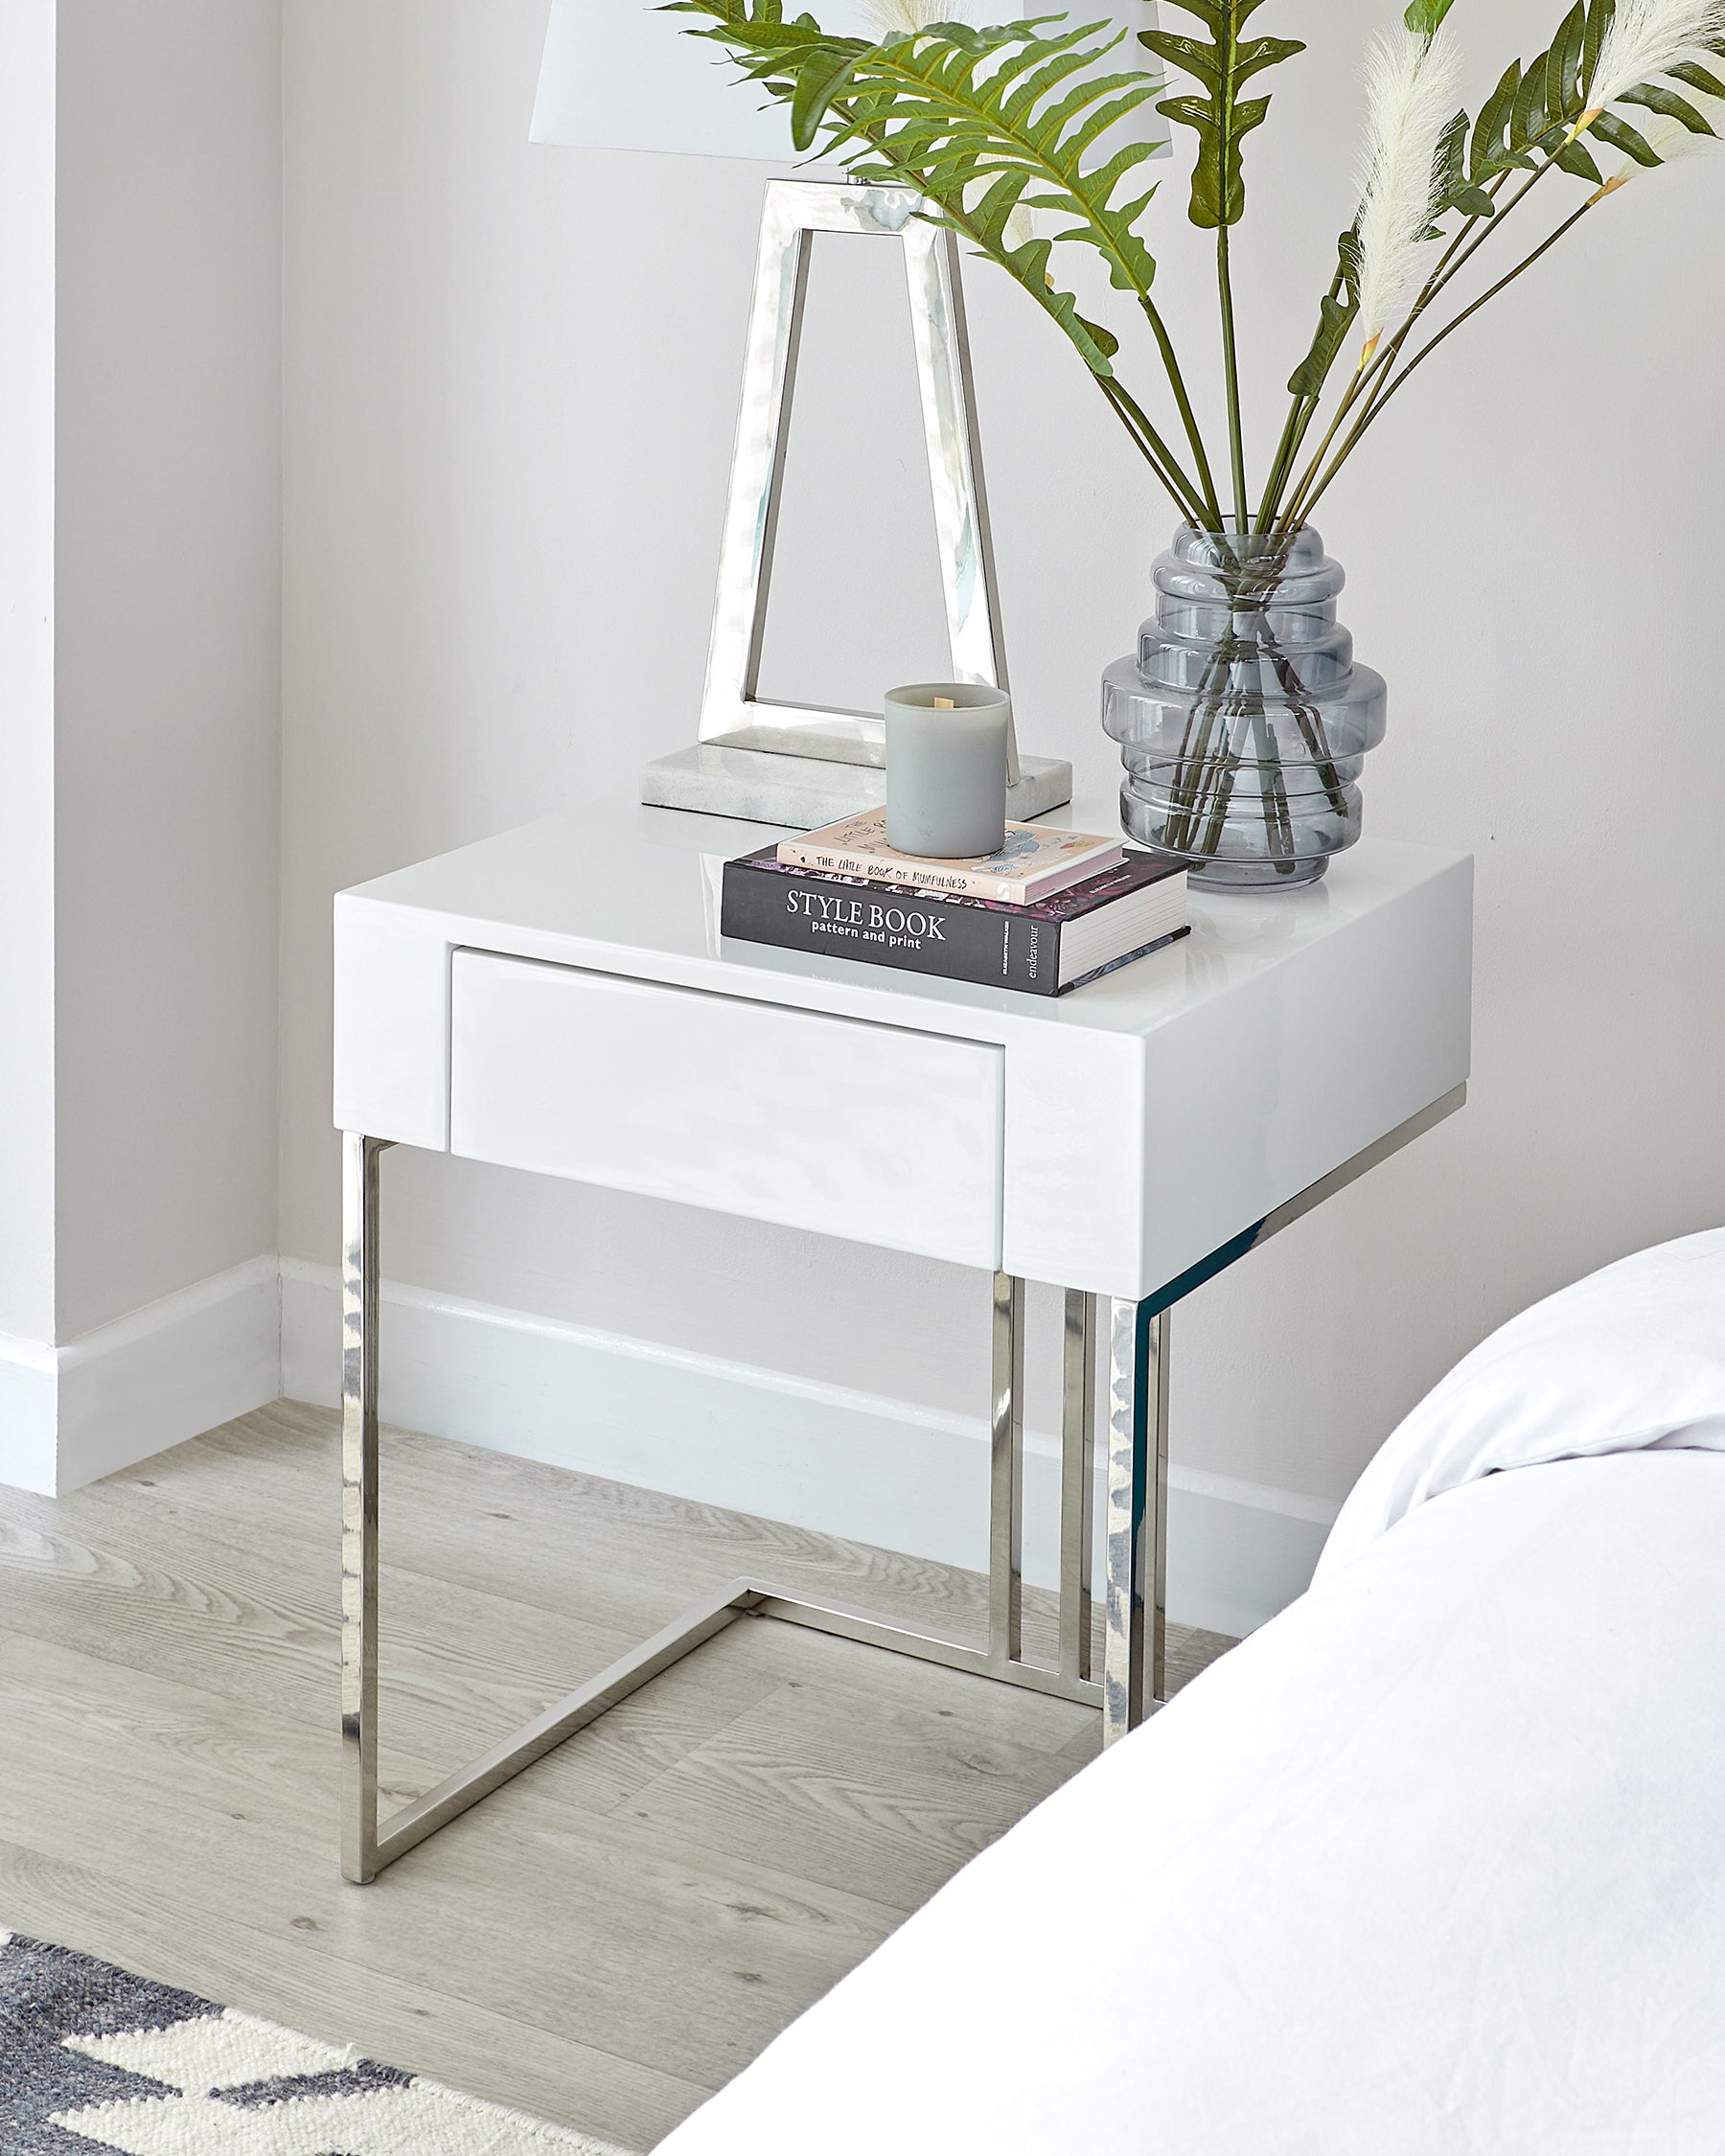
[340,1132,389,1885]
[1102,1296,1171,1746]
[988,1272,1025,1666]
[1059,1289,1096,1683]
[1149,1306,1170,1708]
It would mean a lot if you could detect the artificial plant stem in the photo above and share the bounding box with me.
[1099,377,1211,524]
[1352,149,1566,424]
[1276,159,1552,534]
[1298,196,1598,522]
[1276,156,1578,526]
[1276,338,1398,534]
[1254,394,1313,532]
[1276,154,1563,533]
[1216,223,1249,532]
[1276,371,1366,533]
[1141,298,1224,530]
[1254,262,1346,531]
[1268,215,1477,535]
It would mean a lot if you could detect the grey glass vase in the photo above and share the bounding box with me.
[1102,524,1386,890]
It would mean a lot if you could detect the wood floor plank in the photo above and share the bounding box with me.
[123,1410,1099,1758]
[190,1402,1045,1652]
[0,1399,1233,2146]
[0,1835,705,2152]
[0,1678,900,2092]
[622,1671,1080,1912]
[174,1405,1232,1705]
[0,1491,784,1820]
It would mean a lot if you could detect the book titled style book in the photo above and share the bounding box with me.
[721,845,1189,997]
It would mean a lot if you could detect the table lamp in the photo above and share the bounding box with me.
[531,0,1165,826]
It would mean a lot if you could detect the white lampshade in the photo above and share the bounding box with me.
[532,0,1165,163]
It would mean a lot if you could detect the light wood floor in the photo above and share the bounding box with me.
[0,1401,1232,2149]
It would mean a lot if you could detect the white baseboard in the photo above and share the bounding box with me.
[0,1346,58,1497]
[0,1257,282,1496]
[281,1260,1334,1637]
[0,1250,1334,1631]
[0,1250,1335,1632]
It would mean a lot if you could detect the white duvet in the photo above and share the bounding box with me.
[657,1230,1725,2154]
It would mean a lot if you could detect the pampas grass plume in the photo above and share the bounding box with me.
[1353,24,1463,369]
[1586,0,1725,117]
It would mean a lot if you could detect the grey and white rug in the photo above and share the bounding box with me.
[0,1930,632,2154]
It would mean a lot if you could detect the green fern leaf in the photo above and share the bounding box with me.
[1285,226,1360,401]
[1139,1,1302,229]
[1545,3,1587,126]
[1591,108,1661,163]
[1470,62,1525,179]
[1668,58,1725,99]
[1620,80,1715,132]
[1437,109,1496,217]
[1509,54,1548,149]
[1287,288,1356,400]
[1553,136,1603,182]
[1582,0,1610,90]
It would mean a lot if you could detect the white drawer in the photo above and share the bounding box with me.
[448,952,1004,1269]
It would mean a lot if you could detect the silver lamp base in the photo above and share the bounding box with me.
[668,180,1071,836]
[642,741,1074,830]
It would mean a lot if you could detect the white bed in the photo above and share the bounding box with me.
[656,1230,1725,2154]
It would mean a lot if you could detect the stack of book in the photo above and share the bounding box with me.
[720,808,1189,998]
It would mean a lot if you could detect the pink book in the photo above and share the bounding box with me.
[778,810,1123,906]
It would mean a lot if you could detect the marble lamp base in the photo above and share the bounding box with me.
[642,742,1074,830]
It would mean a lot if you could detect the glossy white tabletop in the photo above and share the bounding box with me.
[335,798,1473,1298]
[338,793,1468,1047]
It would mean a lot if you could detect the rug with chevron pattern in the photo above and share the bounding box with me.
[0,1931,633,2155]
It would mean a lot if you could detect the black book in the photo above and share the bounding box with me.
[721,845,1189,998]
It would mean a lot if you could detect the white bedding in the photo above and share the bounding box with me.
[657,1231,1725,2154]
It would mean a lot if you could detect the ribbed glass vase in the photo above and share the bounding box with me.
[1101,524,1386,890]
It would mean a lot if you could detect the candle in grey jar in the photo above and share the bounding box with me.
[884,683,1011,859]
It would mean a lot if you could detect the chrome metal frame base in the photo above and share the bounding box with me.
[342,1172,1119,1884]
[358,1576,1108,1883]
[339,1081,1464,1884]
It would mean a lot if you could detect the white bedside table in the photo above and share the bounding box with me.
[334,798,1472,1883]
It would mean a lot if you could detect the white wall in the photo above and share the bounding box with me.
[0,4,60,1357]
[278,0,1725,1568]
[55,0,284,1337]
[0,1,284,1491]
